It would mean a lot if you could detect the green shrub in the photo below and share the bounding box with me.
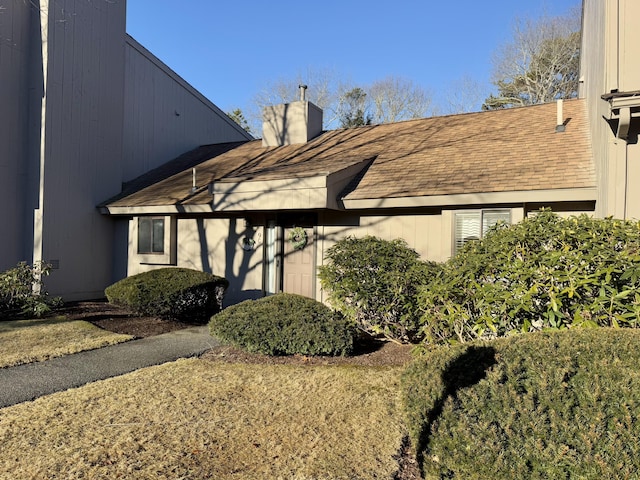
[402,328,640,479]
[0,262,61,318]
[418,211,640,345]
[209,293,356,356]
[105,268,228,323]
[318,236,440,343]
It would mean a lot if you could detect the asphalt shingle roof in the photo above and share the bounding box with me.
[103,99,594,209]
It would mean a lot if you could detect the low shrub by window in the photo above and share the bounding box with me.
[105,268,228,323]
[418,210,640,345]
[402,328,640,478]
[209,293,356,356]
[318,236,440,343]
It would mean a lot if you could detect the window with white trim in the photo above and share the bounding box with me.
[454,209,511,253]
[138,217,165,254]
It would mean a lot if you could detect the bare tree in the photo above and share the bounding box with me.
[440,75,489,114]
[248,67,344,132]
[249,71,434,133]
[483,8,581,110]
[368,76,434,123]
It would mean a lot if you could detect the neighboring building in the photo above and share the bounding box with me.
[0,0,252,300]
[580,0,640,219]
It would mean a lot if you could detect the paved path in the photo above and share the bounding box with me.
[0,326,219,408]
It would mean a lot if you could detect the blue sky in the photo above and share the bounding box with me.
[126,0,580,116]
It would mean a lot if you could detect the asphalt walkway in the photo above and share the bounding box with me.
[0,326,219,408]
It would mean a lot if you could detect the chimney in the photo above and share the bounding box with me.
[555,99,566,133]
[262,86,323,147]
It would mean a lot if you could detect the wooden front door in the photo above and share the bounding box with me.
[282,227,315,298]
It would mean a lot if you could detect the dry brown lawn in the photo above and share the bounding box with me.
[0,358,406,479]
[0,316,133,368]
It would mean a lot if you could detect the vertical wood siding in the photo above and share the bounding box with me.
[38,0,127,298]
[122,37,251,182]
[0,1,32,269]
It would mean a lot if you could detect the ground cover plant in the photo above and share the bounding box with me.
[0,316,132,368]
[402,327,640,479]
[0,261,61,318]
[319,236,440,343]
[419,211,640,345]
[105,268,228,323]
[209,293,356,356]
[0,359,406,479]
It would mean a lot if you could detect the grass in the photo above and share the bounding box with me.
[0,359,406,479]
[0,316,133,368]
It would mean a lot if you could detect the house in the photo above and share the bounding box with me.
[0,0,252,300]
[100,0,640,307]
[100,94,595,305]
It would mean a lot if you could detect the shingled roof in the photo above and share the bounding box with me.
[102,99,595,213]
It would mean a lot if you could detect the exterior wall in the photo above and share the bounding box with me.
[581,0,640,219]
[0,1,36,271]
[122,37,251,182]
[35,0,127,299]
[126,203,595,308]
[127,217,265,307]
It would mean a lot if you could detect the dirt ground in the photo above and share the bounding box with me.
[56,300,421,479]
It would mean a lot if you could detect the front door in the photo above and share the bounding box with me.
[282,226,315,298]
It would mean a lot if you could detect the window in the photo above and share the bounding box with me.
[138,217,165,254]
[454,209,511,253]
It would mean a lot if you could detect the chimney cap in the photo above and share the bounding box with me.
[298,84,308,101]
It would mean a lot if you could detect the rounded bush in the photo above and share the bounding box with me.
[318,236,440,343]
[209,293,356,356]
[105,268,228,323]
[402,328,640,479]
[419,210,640,345]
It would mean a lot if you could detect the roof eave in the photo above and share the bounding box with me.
[341,187,598,210]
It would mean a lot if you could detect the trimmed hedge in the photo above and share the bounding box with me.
[318,236,441,343]
[418,211,640,345]
[105,268,228,323]
[402,328,640,478]
[209,293,356,356]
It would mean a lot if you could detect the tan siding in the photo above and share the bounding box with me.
[122,38,251,182]
[38,0,127,299]
[174,218,264,305]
